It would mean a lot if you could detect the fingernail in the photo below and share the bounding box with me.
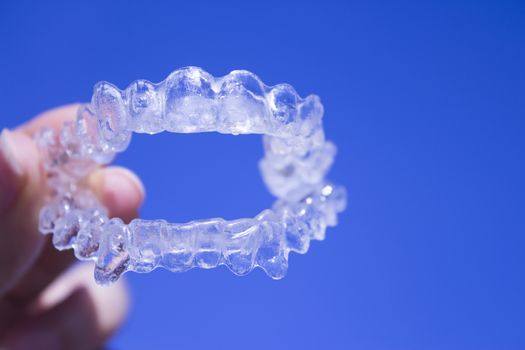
[104,167,145,201]
[101,167,145,222]
[0,129,25,214]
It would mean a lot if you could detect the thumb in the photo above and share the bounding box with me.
[0,129,47,296]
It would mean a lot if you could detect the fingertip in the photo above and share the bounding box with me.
[88,167,145,223]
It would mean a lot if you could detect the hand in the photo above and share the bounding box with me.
[0,104,145,349]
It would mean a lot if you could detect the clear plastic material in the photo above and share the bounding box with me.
[35,67,346,285]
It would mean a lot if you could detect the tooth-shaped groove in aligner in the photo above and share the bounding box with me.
[125,80,164,134]
[92,67,321,139]
[88,181,346,283]
[91,82,132,152]
[223,219,260,276]
[34,67,346,285]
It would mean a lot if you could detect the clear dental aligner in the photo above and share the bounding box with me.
[35,67,347,285]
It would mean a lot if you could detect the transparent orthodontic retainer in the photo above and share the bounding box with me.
[35,67,347,285]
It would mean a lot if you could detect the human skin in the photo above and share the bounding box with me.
[0,104,145,349]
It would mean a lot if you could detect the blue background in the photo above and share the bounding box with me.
[1,0,524,349]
